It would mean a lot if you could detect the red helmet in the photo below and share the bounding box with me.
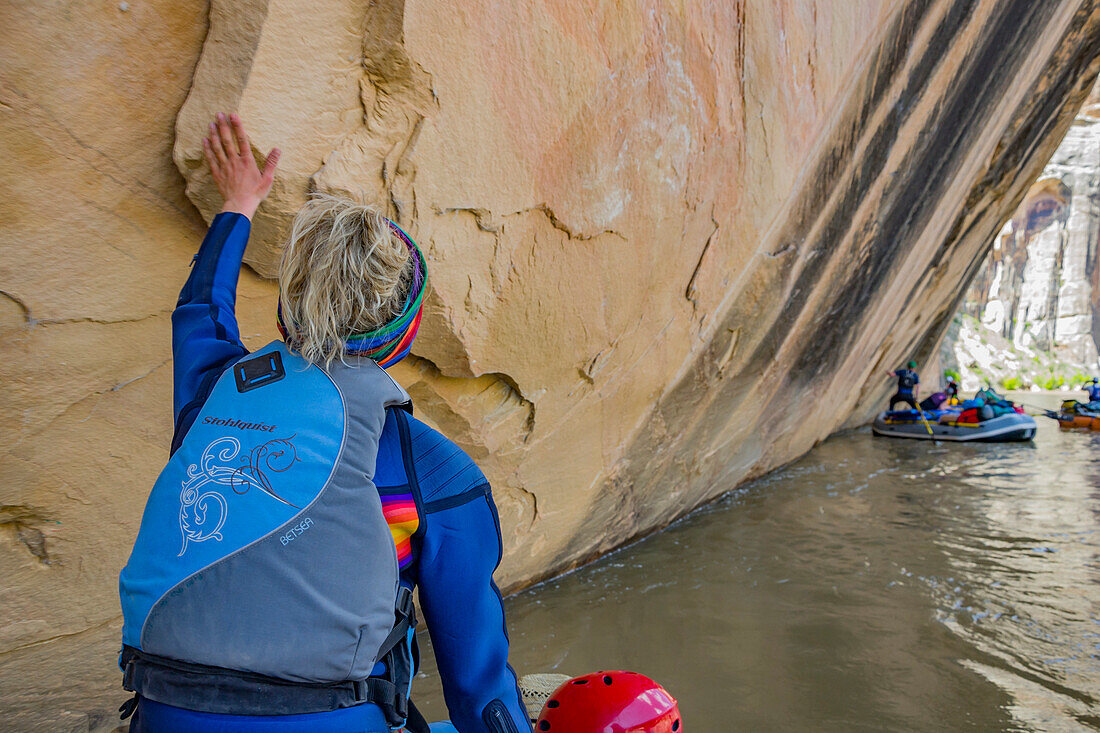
[535,671,681,732]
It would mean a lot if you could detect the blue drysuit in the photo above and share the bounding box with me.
[124,213,531,733]
[1085,381,1100,403]
[889,369,919,411]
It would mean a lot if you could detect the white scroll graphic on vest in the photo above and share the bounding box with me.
[178,436,300,556]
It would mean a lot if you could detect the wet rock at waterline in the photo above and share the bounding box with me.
[3,0,1100,730]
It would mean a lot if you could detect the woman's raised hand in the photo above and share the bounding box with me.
[202,112,280,221]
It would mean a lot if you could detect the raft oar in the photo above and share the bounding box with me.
[1030,409,1062,420]
[1009,398,1062,419]
[917,409,939,445]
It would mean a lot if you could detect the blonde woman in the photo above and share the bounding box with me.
[118,113,531,733]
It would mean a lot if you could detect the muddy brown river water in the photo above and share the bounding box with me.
[413,394,1100,731]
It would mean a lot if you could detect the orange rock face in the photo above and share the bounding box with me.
[175,0,908,585]
[2,0,1099,728]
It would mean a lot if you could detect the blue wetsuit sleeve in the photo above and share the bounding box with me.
[170,213,252,450]
[417,493,532,733]
[401,415,529,731]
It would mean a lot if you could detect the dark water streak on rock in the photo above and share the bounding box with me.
[549,0,1100,579]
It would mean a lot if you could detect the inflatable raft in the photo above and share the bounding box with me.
[1055,400,1100,430]
[1057,412,1099,430]
[872,410,1036,442]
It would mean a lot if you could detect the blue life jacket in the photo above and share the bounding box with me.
[119,341,416,723]
[895,369,918,395]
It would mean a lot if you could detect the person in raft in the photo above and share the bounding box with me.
[944,377,960,404]
[117,113,531,733]
[1084,377,1100,406]
[886,360,920,411]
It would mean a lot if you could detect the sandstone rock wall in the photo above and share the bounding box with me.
[173,0,914,582]
[0,2,278,729]
[964,81,1100,369]
[2,0,1100,730]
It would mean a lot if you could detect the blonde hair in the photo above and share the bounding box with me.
[278,194,413,366]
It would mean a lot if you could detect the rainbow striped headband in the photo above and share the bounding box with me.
[277,220,427,369]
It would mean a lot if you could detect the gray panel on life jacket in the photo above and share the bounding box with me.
[141,346,410,683]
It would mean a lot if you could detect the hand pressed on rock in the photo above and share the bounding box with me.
[202,112,280,221]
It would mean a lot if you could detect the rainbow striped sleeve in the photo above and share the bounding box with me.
[379,491,420,569]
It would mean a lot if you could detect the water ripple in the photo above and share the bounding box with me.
[414,393,1099,730]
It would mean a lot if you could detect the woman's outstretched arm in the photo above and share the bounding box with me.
[170,114,279,452]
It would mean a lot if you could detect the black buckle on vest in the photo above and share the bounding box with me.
[118,693,139,720]
[122,657,136,690]
[353,679,368,704]
[396,585,415,619]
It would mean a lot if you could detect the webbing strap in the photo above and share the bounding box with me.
[121,647,373,716]
[371,586,416,727]
[364,678,398,708]
[375,586,415,661]
[119,585,417,722]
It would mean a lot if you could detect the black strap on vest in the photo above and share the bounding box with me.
[121,587,418,726]
[371,585,418,727]
[404,700,431,733]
